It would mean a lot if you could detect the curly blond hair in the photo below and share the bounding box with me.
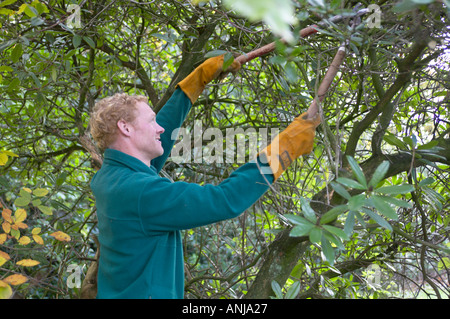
[90,93,148,150]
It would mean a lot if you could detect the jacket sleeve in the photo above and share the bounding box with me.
[151,88,192,173]
[138,159,274,233]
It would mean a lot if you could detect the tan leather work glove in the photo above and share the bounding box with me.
[259,112,321,181]
[177,55,241,104]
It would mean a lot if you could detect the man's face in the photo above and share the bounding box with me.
[129,101,165,163]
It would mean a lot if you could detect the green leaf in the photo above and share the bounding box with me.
[418,177,434,187]
[336,177,366,190]
[300,197,316,223]
[309,227,322,244]
[384,134,407,149]
[369,161,390,188]
[222,52,234,71]
[362,208,392,231]
[11,43,23,63]
[284,214,313,227]
[376,184,414,195]
[378,195,412,208]
[323,225,349,241]
[38,205,53,215]
[321,236,335,264]
[33,188,49,197]
[83,36,96,49]
[320,205,348,225]
[0,0,18,8]
[204,50,227,58]
[72,34,82,48]
[330,181,351,200]
[285,281,300,299]
[271,280,283,299]
[14,196,30,207]
[346,156,367,188]
[348,194,366,211]
[344,211,355,236]
[290,223,314,237]
[371,195,398,220]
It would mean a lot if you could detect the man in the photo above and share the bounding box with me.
[89,55,320,298]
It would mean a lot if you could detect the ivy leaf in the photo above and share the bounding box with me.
[336,177,366,190]
[309,226,322,244]
[330,181,351,200]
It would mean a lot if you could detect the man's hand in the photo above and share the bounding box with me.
[177,55,241,104]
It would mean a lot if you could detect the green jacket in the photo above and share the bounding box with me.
[90,88,273,298]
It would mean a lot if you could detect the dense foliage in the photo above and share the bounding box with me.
[1,0,449,299]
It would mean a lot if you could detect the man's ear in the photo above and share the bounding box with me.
[116,119,133,137]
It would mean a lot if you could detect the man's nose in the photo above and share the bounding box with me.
[158,123,165,134]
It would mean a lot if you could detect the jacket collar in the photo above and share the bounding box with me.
[103,148,157,175]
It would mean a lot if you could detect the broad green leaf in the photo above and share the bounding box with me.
[222,52,234,71]
[33,188,49,197]
[0,0,18,8]
[83,36,96,49]
[73,34,81,48]
[346,156,367,188]
[14,196,30,207]
[285,281,300,299]
[336,177,366,190]
[362,208,392,231]
[369,161,390,188]
[320,205,348,225]
[321,236,335,264]
[300,197,316,223]
[376,184,414,195]
[204,50,228,58]
[371,195,398,220]
[38,205,53,215]
[344,211,355,235]
[11,43,22,63]
[309,227,322,244]
[378,196,412,208]
[271,280,283,299]
[290,223,314,237]
[323,225,350,241]
[330,181,351,200]
[348,194,366,211]
[384,134,406,149]
[418,177,434,187]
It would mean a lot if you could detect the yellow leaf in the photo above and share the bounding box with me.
[32,234,44,245]
[0,251,10,267]
[2,221,10,233]
[32,227,41,235]
[1,208,12,223]
[0,282,12,299]
[50,231,71,242]
[14,208,27,223]
[22,187,32,193]
[38,205,53,215]
[15,222,27,229]
[33,188,49,197]
[3,274,28,286]
[0,153,7,166]
[16,259,40,267]
[0,234,6,244]
[18,236,31,245]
